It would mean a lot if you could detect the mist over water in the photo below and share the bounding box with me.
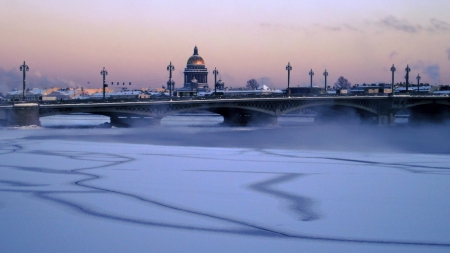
[36,113,450,154]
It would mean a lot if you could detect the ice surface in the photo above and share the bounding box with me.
[0,126,450,253]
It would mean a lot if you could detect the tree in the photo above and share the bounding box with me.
[246,79,259,89]
[334,76,352,89]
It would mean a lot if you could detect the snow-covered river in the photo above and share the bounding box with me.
[1,115,449,252]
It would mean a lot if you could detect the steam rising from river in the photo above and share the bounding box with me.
[31,113,450,154]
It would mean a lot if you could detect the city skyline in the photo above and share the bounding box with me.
[1,0,449,93]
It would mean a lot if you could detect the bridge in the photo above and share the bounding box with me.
[1,95,450,127]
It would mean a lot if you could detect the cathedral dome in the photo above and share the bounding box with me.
[187,46,205,66]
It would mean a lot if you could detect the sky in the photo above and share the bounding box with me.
[1,0,450,93]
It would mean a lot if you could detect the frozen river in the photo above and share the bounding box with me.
[1,115,449,252]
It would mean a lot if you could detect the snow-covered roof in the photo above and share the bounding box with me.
[257,85,271,91]
[394,86,431,92]
[29,88,44,95]
[73,95,91,99]
[89,92,111,98]
[7,90,22,95]
[110,90,142,96]
[433,90,450,94]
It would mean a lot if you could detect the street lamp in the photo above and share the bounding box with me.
[213,67,219,96]
[309,69,314,89]
[405,65,411,92]
[19,61,29,101]
[323,69,328,91]
[390,64,396,94]
[286,62,292,96]
[416,73,421,93]
[167,62,175,99]
[100,67,108,100]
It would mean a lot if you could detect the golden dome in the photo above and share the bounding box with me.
[187,55,205,65]
[187,46,205,66]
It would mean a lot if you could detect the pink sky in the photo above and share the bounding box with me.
[1,0,449,92]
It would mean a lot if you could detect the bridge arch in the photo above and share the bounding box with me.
[277,100,379,124]
[37,99,382,126]
[404,99,450,124]
[403,99,450,109]
[279,100,378,116]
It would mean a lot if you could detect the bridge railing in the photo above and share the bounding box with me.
[3,93,448,106]
[35,94,341,105]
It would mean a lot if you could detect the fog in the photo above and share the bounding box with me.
[27,115,450,154]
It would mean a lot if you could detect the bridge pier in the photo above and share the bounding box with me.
[377,99,396,126]
[408,103,450,124]
[222,113,277,126]
[377,113,396,125]
[0,103,40,127]
[313,106,378,125]
[110,116,161,127]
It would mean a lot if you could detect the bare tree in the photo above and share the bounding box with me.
[246,79,259,89]
[334,76,352,89]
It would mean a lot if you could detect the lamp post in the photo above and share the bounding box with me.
[286,62,292,96]
[309,69,314,89]
[390,64,396,94]
[323,69,328,91]
[167,62,175,99]
[19,61,29,101]
[405,65,411,92]
[416,73,421,93]
[213,67,219,96]
[100,67,108,100]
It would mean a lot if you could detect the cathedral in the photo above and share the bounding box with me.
[175,46,209,96]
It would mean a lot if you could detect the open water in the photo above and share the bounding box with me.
[39,113,315,128]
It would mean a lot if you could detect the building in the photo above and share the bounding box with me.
[42,88,83,100]
[215,79,225,90]
[175,46,209,96]
[109,88,142,99]
[350,84,392,94]
[6,88,44,101]
[82,88,113,95]
[287,87,323,95]
[138,93,150,99]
